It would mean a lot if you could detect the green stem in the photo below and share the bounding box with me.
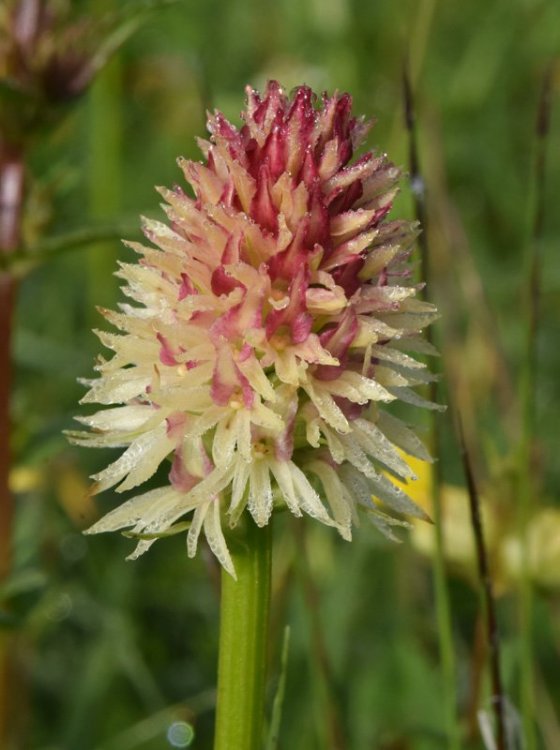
[0,223,138,275]
[517,66,552,750]
[429,433,461,750]
[519,427,535,750]
[403,67,461,750]
[88,3,122,320]
[214,518,272,750]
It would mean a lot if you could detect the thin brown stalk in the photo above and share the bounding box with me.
[466,614,487,743]
[0,11,40,743]
[458,419,507,750]
[0,146,24,577]
[0,146,25,750]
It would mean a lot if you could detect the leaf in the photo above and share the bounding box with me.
[0,78,33,106]
[0,568,48,601]
[14,329,91,375]
[85,0,182,81]
[0,222,139,276]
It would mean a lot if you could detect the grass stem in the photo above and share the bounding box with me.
[403,64,461,750]
[88,9,123,319]
[295,522,347,750]
[517,63,553,750]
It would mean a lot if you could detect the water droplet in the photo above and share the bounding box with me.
[167,721,195,747]
[410,175,425,198]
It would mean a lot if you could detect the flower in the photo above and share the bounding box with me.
[70,81,442,577]
[0,0,152,146]
[401,455,560,594]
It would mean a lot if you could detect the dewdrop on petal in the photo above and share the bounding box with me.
[69,81,442,577]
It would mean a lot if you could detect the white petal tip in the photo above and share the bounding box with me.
[225,567,238,581]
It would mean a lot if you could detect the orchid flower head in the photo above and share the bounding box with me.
[70,81,442,577]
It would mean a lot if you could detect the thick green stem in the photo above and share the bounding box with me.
[214,518,272,750]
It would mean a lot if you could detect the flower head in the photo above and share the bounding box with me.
[71,81,442,576]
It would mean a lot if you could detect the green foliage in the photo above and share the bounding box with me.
[7,0,560,748]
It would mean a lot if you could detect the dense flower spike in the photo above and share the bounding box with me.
[71,82,442,576]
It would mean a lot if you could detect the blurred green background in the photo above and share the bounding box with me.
[5,0,560,748]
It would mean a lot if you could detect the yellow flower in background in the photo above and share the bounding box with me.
[502,509,560,590]
[398,456,560,593]
[70,82,441,575]
[412,481,498,584]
